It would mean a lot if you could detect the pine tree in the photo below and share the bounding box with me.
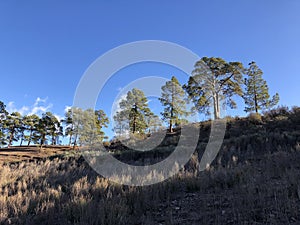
[116,88,153,135]
[63,108,74,146]
[0,101,7,147]
[184,57,244,119]
[33,112,61,147]
[145,112,163,133]
[94,109,109,140]
[23,114,40,146]
[159,76,188,132]
[77,109,109,146]
[243,62,279,113]
[5,112,22,147]
[18,115,26,146]
[113,111,128,139]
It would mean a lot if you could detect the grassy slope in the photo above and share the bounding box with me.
[0,107,299,224]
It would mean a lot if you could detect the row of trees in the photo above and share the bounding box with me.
[0,57,279,147]
[0,105,109,148]
[113,58,279,135]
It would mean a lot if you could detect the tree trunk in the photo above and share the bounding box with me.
[52,135,55,145]
[254,84,258,113]
[20,134,24,146]
[169,119,173,133]
[8,130,14,148]
[169,106,174,133]
[213,93,220,120]
[69,134,72,146]
[73,133,78,149]
[40,134,46,148]
[133,104,138,133]
[254,93,258,113]
[27,129,33,146]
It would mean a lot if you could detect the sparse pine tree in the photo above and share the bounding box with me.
[63,108,74,146]
[94,109,109,140]
[113,111,128,138]
[116,88,153,135]
[145,112,163,133]
[0,101,7,147]
[184,57,244,119]
[159,76,188,132]
[18,115,26,146]
[77,109,109,146]
[243,62,279,113]
[5,112,22,147]
[23,114,40,146]
[33,112,60,147]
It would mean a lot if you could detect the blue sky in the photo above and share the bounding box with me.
[0,1,300,139]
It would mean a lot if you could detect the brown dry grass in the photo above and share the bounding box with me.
[0,146,75,163]
[0,150,300,225]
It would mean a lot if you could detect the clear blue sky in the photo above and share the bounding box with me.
[0,1,299,139]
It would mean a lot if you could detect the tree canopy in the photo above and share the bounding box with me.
[184,57,244,119]
[243,62,279,113]
[159,76,188,132]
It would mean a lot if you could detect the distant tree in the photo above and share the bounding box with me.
[70,107,84,148]
[116,88,152,135]
[145,112,163,133]
[0,101,7,147]
[94,109,109,140]
[23,114,40,146]
[113,111,128,138]
[33,112,61,147]
[33,114,48,146]
[18,115,26,146]
[5,112,22,147]
[184,57,244,119]
[243,62,279,113]
[47,113,62,145]
[63,108,74,146]
[76,109,109,146]
[159,76,188,132]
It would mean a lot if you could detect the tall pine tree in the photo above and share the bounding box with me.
[0,101,7,147]
[5,112,22,147]
[116,88,153,135]
[243,62,279,113]
[184,57,244,119]
[159,76,188,132]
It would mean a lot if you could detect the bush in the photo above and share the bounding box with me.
[248,112,262,124]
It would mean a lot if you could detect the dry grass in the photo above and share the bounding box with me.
[0,149,300,224]
[0,146,76,163]
[0,109,299,224]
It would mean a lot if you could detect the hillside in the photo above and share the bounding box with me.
[0,107,299,225]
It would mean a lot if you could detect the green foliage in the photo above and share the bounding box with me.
[114,88,154,136]
[23,114,40,146]
[184,57,244,119]
[0,101,7,146]
[145,113,163,133]
[63,108,74,146]
[71,107,109,146]
[4,112,22,147]
[33,112,62,146]
[159,76,188,132]
[243,62,279,113]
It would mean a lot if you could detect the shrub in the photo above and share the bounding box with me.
[248,112,262,124]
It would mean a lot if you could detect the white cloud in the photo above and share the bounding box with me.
[111,93,127,116]
[6,97,53,116]
[64,105,72,113]
[29,97,52,116]
[6,102,29,115]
